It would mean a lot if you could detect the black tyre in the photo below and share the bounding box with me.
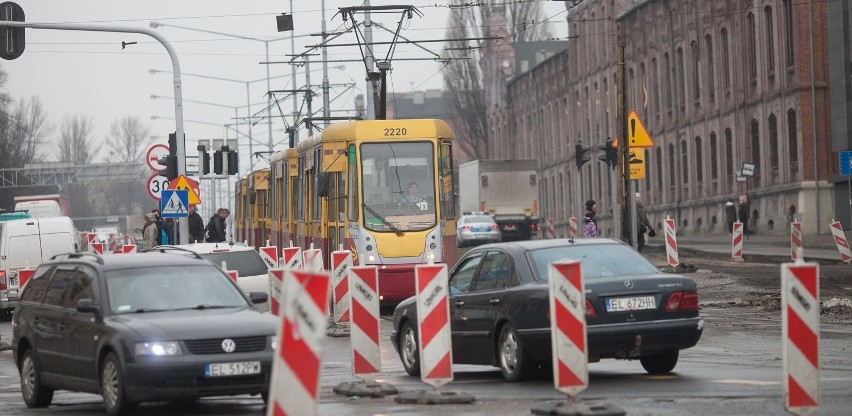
[640,350,679,374]
[101,352,133,415]
[20,349,54,408]
[498,323,529,382]
[398,321,420,376]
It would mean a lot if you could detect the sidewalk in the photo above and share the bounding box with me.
[646,230,849,263]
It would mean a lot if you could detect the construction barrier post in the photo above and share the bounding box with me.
[303,245,324,272]
[791,221,803,262]
[731,221,744,261]
[328,249,352,337]
[568,216,577,238]
[829,220,852,263]
[664,216,679,267]
[121,244,137,254]
[545,217,555,239]
[260,242,279,269]
[781,261,820,415]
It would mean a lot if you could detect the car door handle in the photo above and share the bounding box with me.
[489,299,500,305]
[454,300,465,307]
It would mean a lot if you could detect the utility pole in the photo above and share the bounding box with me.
[615,21,628,245]
[289,0,299,144]
[364,0,376,120]
[321,0,331,119]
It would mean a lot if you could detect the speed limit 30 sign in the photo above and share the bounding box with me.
[147,172,170,201]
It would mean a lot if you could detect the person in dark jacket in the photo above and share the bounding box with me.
[188,206,205,243]
[724,198,737,234]
[206,208,229,242]
[583,199,599,238]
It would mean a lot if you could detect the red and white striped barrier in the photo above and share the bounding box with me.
[331,250,352,325]
[829,220,852,263]
[664,216,679,267]
[349,265,381,377]
[303,246,324,272]
[122,244,137,254]
[91,242,104,255]
[548,261,588,397]
[15,268,36,290]
[415,263,453,387]
[281,245,303,270]
[267,269,332,416]
[568,216,577,238]
[219,260,238,282]
[782,262,820,414]
[545,217,555,239]
[269,269,284,316]
[731,221,744,261]
[791,221,803,261]
[260,242,279,269]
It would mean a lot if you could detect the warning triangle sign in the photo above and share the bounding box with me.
[171,175,200,205]
[626,110,654,147]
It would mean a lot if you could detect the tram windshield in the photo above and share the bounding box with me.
[360,141,437,232]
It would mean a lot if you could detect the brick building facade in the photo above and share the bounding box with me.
[486,0,834,236]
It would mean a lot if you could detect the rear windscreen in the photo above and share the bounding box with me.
[199,250,268,277]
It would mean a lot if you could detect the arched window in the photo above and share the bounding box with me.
[681,139,689,184]
[764,6,776,76]
[691,40,700,102]
[747,13,757,81]
[788,110,799,171]
[725,128,733,184]
[784,0,795,68]
[769,114,779,175]
[656,146,663,190]
[695,136,703,183]
[705,35,715,103]
[668,143,676,193]
[710,132,718,180]
[750,119,761,177]
[721,28,730,90]
[651,57,660,117]
[677,47,686,111]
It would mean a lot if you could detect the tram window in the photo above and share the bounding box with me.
[348,144,359,222]
[337,173,345,222]
[439,141,456,220]
[327,172,337,222]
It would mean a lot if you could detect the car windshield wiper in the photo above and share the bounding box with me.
[362,203,403,236]
[133,308,168,313]
[174,304,237,311]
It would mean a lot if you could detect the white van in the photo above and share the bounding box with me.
[13,200,63,218]
[0,216,78,317]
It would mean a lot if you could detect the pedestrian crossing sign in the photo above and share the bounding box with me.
[160,189,189,218]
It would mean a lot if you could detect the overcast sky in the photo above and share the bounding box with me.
[3,0,568,167]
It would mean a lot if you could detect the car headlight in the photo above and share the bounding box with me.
[134,341,182,356]
[270,335,279,351]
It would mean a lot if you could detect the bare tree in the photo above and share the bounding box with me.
[442,2,551,161]
[56,114,101,164]
[106,116,152,162]
[0,66,51,169]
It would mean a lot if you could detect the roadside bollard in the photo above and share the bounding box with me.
[731,221,744,261]
[122,244,137,254]
[328,248,352,337]
[665,216,679,267]
[303,243,324,272]
[568,216,577,238]
[829,220,852,263]
[259,240,279,269]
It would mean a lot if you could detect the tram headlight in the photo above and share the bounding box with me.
[368,254,376,262]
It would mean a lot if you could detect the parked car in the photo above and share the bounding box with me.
[456,212,501,247]
[391,238,704,381]
[11,249,278,414]
[158,242,272,311]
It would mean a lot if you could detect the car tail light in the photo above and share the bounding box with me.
[585,299,597,318]
[665,291,699,312]
[463,225,472,230]
[489,225,498,230]
[0,269,6,290]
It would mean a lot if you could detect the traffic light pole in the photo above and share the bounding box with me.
[0,20,190,244]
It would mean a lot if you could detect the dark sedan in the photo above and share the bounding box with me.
[11,249,279,414]
[391,238,704,381]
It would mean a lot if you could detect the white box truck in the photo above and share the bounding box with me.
[458,160,540,241]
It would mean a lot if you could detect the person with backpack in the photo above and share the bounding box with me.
[188,206,205,243]
[206,208,229,242]
[583,199,599,238]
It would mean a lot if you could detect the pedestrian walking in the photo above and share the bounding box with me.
[188,206,205,243]
[142,212,159,251]
[738,202,750,238]
[205,208,229,242]
[635,193,654,253]
[583,199,599,238]
[724,198,737,234]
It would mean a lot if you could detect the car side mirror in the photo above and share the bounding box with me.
[76,298,100,314]
[249,292,268,304]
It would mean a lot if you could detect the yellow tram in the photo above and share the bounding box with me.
[242,119,457,305]
[234,169,269,245]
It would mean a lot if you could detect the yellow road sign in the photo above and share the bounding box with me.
[169,175,201,205]
[626,110,653,147]
[629,148,646,179]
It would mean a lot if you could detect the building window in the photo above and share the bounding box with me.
[681,139,689,184]
[705,35,715,104]
[784,0,795,68]
[725,128,733,186]
[677,47,686,112]
[710,132,718,180]
[769,114,779,175]
[788,110,799,172]
[721,28,730,91]
[664,52,672,115]
[651,58,660,118]
[656,147,663,190]
[695,136,703,183]
[668,143,676,196]
[691,40,700,103]
[750,119,761,178]
[747,13,757,82]
[764,6,775,77]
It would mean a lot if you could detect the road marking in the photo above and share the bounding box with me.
[715,379,781,386]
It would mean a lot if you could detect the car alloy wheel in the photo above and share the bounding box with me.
[498,323,527,382]
[101,352,133,415]
[640,350,679,374]
[399,321,421,376]
[20,349,54,408]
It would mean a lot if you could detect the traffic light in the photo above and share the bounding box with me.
[597,137,618,168]
[0,2,26,61]
[227,150,239,175]
[213,150,224,174]
[201,150,210,174]
[575,141,591,169]
[158,132,178,180]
